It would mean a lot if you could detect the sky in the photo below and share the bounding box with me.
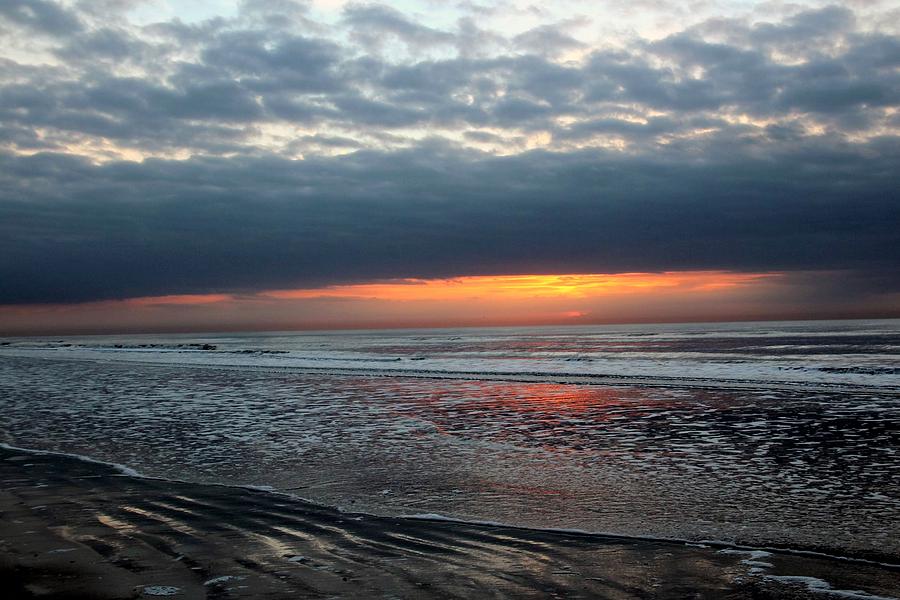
[0,0,898,334]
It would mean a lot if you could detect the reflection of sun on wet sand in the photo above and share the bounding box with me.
[2,447,898,599]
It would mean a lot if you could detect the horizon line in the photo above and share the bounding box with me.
[3,313,899,339]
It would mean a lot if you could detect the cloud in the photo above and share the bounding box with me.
[512,21,587,58]
[342,3,456,51]
[0,0,83,35]
[0,137,897,304]
[0,1,897,311]
[200,30,344,93]
[1,3,897,155]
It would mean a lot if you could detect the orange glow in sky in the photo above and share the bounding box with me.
[125,293,234,306]
[262,272,773,302]
[16,269,887,335]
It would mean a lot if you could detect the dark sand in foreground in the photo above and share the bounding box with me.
[1,447,898,599]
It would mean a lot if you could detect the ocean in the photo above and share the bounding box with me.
[1,319,898,561]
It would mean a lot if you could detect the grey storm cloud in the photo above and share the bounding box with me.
[1,138,897,304]
[342,3,456,51]
[512,20,587,58]
[0,0,82,35]
[1,5,897,148]
[0,1,898,305]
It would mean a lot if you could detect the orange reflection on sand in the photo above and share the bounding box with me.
[263,271,773,302]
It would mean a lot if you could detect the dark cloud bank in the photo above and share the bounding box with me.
[2,141,897,305]
[0,1,898,308]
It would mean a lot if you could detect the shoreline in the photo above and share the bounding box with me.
[2,446,898,599]
[5,441,899,569]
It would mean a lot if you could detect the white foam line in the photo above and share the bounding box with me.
[0,442,326,506]
[699,539,900,570]
[408,518,900,599]
[0,442,143,477]
[204,575,245,586]
[763,575,899,600]
[3,351,895,394]
[401,513,900,570]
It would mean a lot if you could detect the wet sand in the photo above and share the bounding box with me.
[1,447,898,599]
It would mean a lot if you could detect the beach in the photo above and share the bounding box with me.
[2,0,897,592]
[1,321,898,598]
[4,445,899,599]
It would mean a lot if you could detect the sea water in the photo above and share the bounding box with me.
[0,319,897,558]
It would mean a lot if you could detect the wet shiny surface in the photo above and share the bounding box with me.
[10,446,898,600]
[1,355,898,559]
